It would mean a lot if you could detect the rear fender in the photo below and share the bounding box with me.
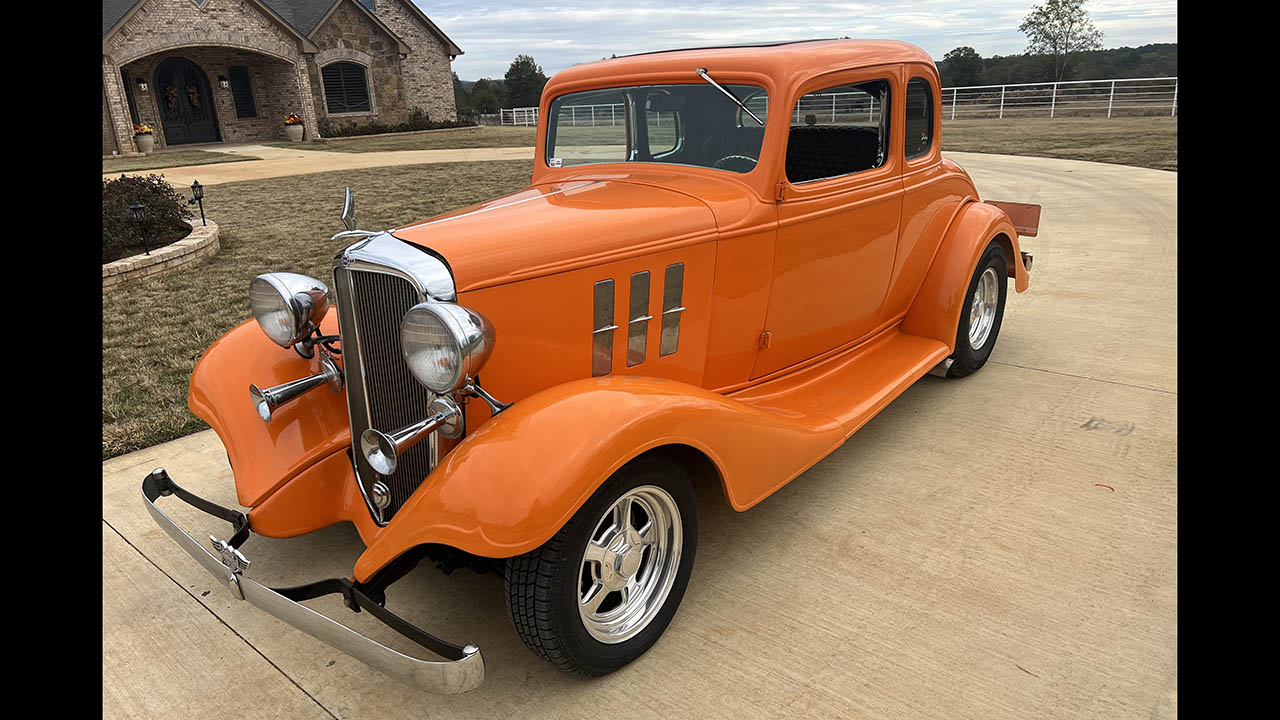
[901,200,1028,351]
[352,376,844,581]
[188,309,351,508]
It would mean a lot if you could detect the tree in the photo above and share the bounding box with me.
[1019,0,1104,82]
[470,78,503,114]
[504,54,548,108]
[452,71,473,118]
[940,46,983,87]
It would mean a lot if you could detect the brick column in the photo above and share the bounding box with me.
[296,56,321,139]
[103,56,139,156]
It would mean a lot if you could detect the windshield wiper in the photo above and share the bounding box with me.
[695,68,764,126]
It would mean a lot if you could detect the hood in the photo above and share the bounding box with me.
[390,180,717,292]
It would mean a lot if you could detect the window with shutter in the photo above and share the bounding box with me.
[228,66,257,119]
[321,62,372,114]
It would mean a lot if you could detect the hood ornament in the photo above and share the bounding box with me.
[341,186,356,230]
[331,187,382,243]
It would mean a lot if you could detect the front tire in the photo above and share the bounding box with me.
[948,240,1008,378]
[505,453,698,675]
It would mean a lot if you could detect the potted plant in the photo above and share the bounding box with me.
[133,124,155,154]
[284,113,304,142]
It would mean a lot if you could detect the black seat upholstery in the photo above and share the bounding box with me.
[785,126,882,183]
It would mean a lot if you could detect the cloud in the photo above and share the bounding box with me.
[418,1,1176,80]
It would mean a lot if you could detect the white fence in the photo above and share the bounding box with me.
[945,77,1177,119]
[500,75,1177,126]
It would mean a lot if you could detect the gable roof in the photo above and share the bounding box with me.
[105,1,461,56]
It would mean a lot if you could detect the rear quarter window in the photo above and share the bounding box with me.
[905,78,933,159]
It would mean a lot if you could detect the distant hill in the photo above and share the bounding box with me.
[459,79,506,91]
[939,43,1177,86]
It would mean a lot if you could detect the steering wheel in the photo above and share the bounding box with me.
[713,154,758,172]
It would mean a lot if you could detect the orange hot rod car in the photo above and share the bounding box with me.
[142,39,1039,693]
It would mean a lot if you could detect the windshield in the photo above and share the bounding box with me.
[546,83,769,174]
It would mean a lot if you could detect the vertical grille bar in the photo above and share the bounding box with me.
[334,267,437,519]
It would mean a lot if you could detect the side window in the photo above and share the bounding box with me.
[228,66,257,119]
[786,79,890,184]
[905,78,933,159]
[644,91,680,156]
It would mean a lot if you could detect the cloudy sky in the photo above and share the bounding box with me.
[419,1,1176,81]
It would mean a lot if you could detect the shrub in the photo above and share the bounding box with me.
[102,174,194,264]
[318,107,478,138]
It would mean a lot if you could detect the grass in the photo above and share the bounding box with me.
[277,116,1175,171]
[102,114,1175,459]
[103,149,258,173]
[101,160,534,460]
[941,116,1176,171]
[270,126,537,153]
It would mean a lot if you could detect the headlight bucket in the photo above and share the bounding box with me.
[249,273,330,348]
[400,302,495,394]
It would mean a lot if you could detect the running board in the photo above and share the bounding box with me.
[732,330,951,438]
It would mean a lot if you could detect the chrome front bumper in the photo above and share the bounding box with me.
[140,468,484,694]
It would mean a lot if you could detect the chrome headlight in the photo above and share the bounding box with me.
[249,272,330,348]
[400,302,495,394]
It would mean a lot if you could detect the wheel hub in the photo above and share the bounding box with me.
[577,486,683,644]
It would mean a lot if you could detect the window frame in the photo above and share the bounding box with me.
[320,61,374,116]
[903,76,935,161]
[544,82,769,175]
[227,65,257,119]
[778,66,900,194]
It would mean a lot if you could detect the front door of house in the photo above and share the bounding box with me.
[154,57,219,146]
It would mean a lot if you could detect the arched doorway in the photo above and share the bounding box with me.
[153,57,220,145]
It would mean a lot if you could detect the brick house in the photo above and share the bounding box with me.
[103,0,462,155]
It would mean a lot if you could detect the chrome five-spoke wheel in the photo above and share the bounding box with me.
[505,453,698,675]
[947,240,1008,378]
[579,486,682,643]
[968,266,999,350]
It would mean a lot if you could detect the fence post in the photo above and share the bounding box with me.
[951,88,957,120]
[1171,78,1177,117]
[1050,82,1057,118]
[999,85,1005,119]
[1107,80,1115,118]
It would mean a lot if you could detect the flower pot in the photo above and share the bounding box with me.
[134,134,155,154]
[285,124,304,142]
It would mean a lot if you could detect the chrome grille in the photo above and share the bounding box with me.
[334,266,437,520]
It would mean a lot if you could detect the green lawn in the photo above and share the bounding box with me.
[103,149,258,173]
[942,116,1176,171]
[276,116,1175,170]
[102,115,1175,458]
[101,160,534,460]
[270,126,537,153]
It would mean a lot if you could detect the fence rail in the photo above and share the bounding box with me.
[499,76,1178,126]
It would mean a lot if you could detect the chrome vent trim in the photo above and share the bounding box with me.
[333,233,456,524]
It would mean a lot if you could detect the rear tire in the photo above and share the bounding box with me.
[505,453,698,675]
[948,240,1008,378]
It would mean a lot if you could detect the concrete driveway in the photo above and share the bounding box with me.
[102,153,1177,719]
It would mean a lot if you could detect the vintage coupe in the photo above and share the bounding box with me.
[143,39,1039,693]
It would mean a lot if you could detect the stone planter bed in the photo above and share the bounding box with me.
[313,124,482,142]
[103,218,219,292]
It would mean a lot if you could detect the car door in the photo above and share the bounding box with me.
[751,66,904,379]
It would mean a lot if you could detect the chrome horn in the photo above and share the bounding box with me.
[360,397,463,475]
[249,354,343,422]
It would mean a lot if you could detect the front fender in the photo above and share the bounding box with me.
[352,375,844,580]
[901,200,1028,351]
[188,309,351,508]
